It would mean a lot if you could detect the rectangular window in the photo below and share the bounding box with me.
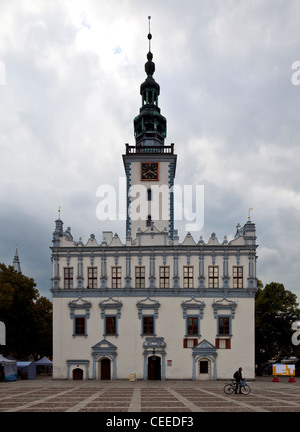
[159,266,170,288]
[105,316,117,335]
[147,188,152,201]
[233,266,243,288]
[112,266,121,289]
[215,338,231,349]
[88,267,97,288]
[146,215,152,227]
[75,317,85,335]
[209,266,219,288]
[218,316,230,335]
[135,266,145,289]
[183,338,198,348]
[183,266,193,288]
[143,316,154,335]
[187,317,199,335]
[64,267,73,289]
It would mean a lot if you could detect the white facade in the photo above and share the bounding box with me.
[51,221,257,381]
[51,30,258,381]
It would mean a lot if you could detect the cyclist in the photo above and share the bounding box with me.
[233,367,243,394]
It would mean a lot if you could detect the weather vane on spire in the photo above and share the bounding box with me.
[148,16,152,52]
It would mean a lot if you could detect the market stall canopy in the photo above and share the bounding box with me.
[0,355,17,381]
[34,356,52,365]
[17,361,36,379]
[0,354,16,364]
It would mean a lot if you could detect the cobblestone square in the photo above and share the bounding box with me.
[0,376,300,413]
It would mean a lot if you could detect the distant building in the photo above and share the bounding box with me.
[13,248,21,273]
[51,24,258,381]
[0,248,22,348]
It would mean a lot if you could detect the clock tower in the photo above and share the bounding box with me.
[123,18,177,240]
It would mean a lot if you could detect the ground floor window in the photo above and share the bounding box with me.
[199,360,209,374]
[183,338,198,348]
[215,338,231,349]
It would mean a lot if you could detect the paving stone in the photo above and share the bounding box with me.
[1,376,300,413]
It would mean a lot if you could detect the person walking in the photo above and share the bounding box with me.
[233,367,243,394]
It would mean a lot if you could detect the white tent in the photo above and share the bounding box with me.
[0,355,18,381]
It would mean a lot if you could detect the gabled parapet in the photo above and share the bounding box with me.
[52,216,256,250]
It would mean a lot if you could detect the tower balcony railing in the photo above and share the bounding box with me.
[125,143,174,155]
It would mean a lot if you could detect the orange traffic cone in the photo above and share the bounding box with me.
[273,376,279,382]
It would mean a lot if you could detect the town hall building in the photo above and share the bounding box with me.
[50,23,258,381]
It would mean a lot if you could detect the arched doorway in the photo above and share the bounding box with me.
[192,339,218,380]
[100,358,111,380]
[72,368,83,380]
[92,339,117,380]
[143,337,166,381]
[148,355,161,380]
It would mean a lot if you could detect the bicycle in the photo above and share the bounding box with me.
[224,379,251,395]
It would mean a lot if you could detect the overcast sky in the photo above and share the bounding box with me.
[1,0,300,303]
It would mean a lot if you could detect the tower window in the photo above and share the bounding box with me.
[147,188,152,201]
[147,91,153,104]
[146,215,152,227]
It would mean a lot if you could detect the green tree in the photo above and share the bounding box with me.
[255,281,300,366]
[33,296,52,358]
[0,264,52,359]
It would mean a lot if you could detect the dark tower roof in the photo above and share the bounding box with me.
[13,247,21,273]
[134,17,167,147]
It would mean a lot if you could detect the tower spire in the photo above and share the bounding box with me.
[148,16,152,52]
[13,246,21,273]
[133,17,167,147]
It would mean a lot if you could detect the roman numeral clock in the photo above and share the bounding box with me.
[141,162,159,180]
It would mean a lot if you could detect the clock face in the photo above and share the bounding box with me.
[141,162,159,180]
